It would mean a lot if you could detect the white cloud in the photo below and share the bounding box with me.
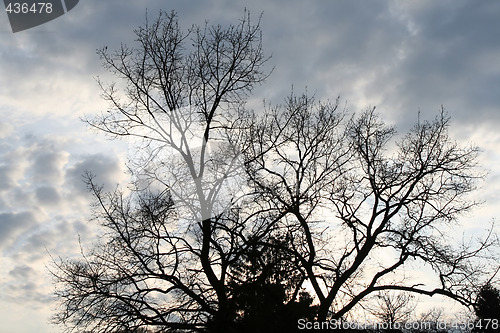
[0,122,14,139]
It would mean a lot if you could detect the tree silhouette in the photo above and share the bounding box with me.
[474,284,500,332]
[367,291,417,325]
[52,10,271,333]
[243,93,497,322]
[51,9,499,333]
[226,236,317,333]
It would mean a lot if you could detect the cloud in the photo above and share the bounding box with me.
[234,0,500,133]
[0,122,14,139]
[361,1,500,127]
[0,134,69,206]
[2,264,54,307]
[64,153,124,196]
[13,218,86,262]
[30,144,69,186]
[35,186,61,206]
[0,146,29,192]
[0,130,117,264]
[0,211,37,249]
[0,164,16,190]
[8,265,36,279]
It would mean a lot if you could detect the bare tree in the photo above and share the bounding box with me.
[367,291,417,324]
[52,10,270,333]
[413,307,447,333]
[243,93,498,322]
[51,8,498,333]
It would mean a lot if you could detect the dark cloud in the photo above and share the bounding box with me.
[8,265,36,279]
[35,186,60,205]
[229,0,500,132]
[356,1,500,128]
[0,164,16,190]
[1,0,498,126]
[3,269,54,306]
[0,145,24,192]
[30,145,68,185]
[15,220,72,261]
[0,211,37,248]
[0,134,68,205]
[64,153,123,195]
[6,217,92,264]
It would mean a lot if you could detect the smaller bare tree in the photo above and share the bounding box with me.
[367,291,417,325]
[412,307,447,333]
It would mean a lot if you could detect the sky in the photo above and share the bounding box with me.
[0,1,499,332]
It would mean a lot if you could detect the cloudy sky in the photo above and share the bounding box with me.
[1,1,499,331]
